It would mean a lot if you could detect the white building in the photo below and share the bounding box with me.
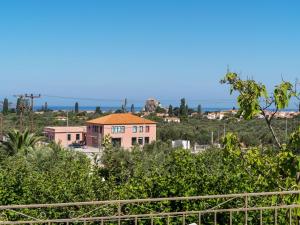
[164,117,181,123]
[172,140,191,150]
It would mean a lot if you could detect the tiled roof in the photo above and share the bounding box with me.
[87,113,156,125]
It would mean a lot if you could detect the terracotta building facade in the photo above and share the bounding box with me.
[86,113,156,149]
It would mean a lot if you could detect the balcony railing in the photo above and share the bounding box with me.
[0,190,300,224]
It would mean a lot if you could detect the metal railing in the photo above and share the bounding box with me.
[0,191,300,224]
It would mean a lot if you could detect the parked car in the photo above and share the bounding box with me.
[68,143,83,149]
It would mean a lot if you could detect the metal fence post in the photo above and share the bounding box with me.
[260,209,263,225]
[289,208,292,225]
[275,208,277,225]
[198,212,201,225]
[245,195,248,225]
[118,202,121,225]
[214,212,217,225]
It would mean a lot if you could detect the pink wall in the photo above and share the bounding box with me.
[44,127,86,147]
[86,125,104,148]
[86,123,156,149]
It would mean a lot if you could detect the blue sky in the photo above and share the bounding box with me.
[0,0,300,108]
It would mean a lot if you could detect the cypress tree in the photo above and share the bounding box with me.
[179,98,188,117]
[2,98,9,115]
[122,98,128,113]
[16,98,21,115]
[197,104,202,114]
[75,102,79,114]
[131,104,135,113]
[95,106,102,114]
[168,105,173,116]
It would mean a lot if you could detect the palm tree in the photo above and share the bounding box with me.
[0,129,44,156]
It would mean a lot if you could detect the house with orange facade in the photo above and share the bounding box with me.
[86,113,156,148]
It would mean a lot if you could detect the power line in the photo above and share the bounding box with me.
[42,95,123,102]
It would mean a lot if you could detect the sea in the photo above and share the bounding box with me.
[35,106,235,113]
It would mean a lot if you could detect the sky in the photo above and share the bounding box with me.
[0,0,300,108]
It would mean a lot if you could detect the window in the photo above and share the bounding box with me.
[92,125,99,133]
[145,137,150,144]
[138,137,143,145]
[112,138,121,147]
[120,126,125,133]
[112,126,125,133]
[139,126,143,133]
[132,137,137,145]
[145,126,150,133]
[132,126,137,133]
[76,134,80,140]
[67,134,71,141]
[112,126,117,133]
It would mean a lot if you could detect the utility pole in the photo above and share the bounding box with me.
[66,111,69,127]
[0,102,3,141]
[14,94,26,131]
[211,131,214,146]
[223,123,226,138]
[25,94,41,132]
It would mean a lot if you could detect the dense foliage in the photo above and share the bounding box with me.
[0,133,299,223]
[157,117,299,146]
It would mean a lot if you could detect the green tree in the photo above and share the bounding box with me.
[95,106,102,114]
[197,104,202,114]
[0,129,44,156]
[75,102,79,114]
[44,102,48,112]
[2,98,9,115]
[16,97,21,115]
[0,145,95,206]
[221,72,294,149]
[130,104,135,113]
[155,106,166,113]
[179,98,188,118]
[168,105,173,116]
[121,98,128,113]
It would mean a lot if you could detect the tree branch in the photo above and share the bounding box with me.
[259,106,282,149]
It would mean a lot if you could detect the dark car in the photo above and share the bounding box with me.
[68,143,83,149]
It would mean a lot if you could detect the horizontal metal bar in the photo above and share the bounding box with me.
[1,204,299,225]
[0,190,299,210]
